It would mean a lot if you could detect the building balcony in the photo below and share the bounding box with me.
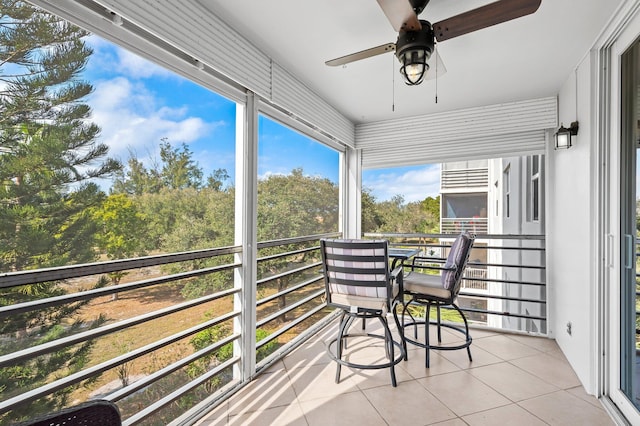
[5,0,636,422]
[441,218,488,235]
[0,233,557,424]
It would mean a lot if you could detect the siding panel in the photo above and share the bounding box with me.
[357,97,557,168]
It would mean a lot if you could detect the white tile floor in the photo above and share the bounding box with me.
[196,320,613,426]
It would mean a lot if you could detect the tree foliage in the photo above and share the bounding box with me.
[257,168,338,241]
[0,1,119,419]
[361,192,440,234]
[112,140,214,195]
[91,193,146,260]
[0,0,121,272]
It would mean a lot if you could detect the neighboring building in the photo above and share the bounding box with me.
[441,155,545,332]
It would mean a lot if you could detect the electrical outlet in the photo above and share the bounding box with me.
[566,322,572,336]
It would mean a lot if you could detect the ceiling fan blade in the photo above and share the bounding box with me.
[424,49,446,81]
[325,43,396,67]
[376,0,422,31]
[432,0,541,42]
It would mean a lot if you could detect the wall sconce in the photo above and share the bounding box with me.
[555,121,579,149]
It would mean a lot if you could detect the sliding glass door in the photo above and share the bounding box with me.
[619,36,640,413]
[609,12,640,422]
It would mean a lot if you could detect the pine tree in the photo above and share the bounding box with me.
[0,1,119,420]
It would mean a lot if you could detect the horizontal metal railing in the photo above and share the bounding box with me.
[364,232,547,334]
[0,233,340,425]
[0,246,244,425]
[253,232,340,356]
[441,217,488,234]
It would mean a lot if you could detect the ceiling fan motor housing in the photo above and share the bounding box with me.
[409,0,430,15]
[396,20,435,85]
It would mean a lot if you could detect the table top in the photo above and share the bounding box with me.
[388,247,421,260]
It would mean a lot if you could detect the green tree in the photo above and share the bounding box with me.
[144,187,235,299]
[257,168,338,322]
[159,140,203,190]
[257,168,338,240]
[0,2,119,420]
[206,168,230,191]
[421,195,440,233]
[111,152,161,195]
[112,141,209,195]
[361,187,383,233]
[91,193,147,299]
[92,193,146,261]
[113,146,235,298]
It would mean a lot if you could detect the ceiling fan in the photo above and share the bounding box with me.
[326,0,542,85]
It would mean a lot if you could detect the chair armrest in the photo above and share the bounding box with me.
[390,265,403,301]
[390,265,403,280]
[410,256,447,271]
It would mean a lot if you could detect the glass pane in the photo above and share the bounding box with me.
[621,35,640,411]
[0,34,237,269]
[257,115,339,240]
[0,9,238,423]
[442,193,487,218]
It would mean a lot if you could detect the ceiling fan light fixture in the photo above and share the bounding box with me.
[399,52,429,85]
[396,20,434,85]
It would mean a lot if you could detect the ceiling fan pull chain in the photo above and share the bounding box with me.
[392,53,396,112]
[435,44,438,104]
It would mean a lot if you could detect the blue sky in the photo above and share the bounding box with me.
[83,36,440,202]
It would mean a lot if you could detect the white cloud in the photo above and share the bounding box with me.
[88,77,224,166]
[115,48,173,79]
[259,170,286,180]
[363,165,441,203]
[86,35,172,80]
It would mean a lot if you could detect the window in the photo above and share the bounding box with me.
[494,180,499,216]
[527,155,542,222]
[503,166,511,218]
[442,193,487,219]
[257,114,340,240]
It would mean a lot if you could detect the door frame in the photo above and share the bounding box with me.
[597,1,640,423]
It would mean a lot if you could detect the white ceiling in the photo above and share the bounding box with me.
[199,0,622,124]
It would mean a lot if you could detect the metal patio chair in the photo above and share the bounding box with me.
[399,231,475,368]
[320,238,405,386]
[18,400,121,426]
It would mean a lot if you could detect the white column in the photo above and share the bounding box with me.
[234,92,258,380]
[340,146,362,239]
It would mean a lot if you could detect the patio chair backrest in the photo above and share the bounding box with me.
[441,232,475,295]
[320,239,392,311]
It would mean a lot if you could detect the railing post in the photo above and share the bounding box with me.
[234,92,258,381]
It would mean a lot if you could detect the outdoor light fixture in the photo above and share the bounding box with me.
[554,121,579,149]
[396,21,434,86]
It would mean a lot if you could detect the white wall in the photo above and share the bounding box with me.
[547,58,596,392]
[487,156,546,332]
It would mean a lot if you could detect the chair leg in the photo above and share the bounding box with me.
[453,302,473,362]
[335,312,350,383]
[425,302,431,368]
[343,315,357,350]
[393,300,408,361]
[400,298,418,341]
[379,315,398,387]
[436,304,442,343]
[378,316,392,360]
